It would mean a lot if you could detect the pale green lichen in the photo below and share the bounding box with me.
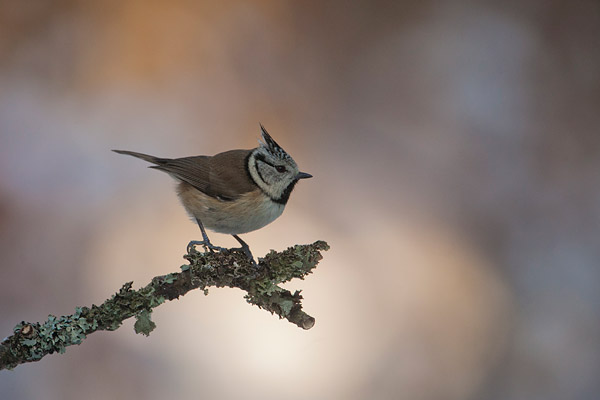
[1,240,329,370]
[134,310,156,336]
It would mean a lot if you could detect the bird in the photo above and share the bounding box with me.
[113,125,312,264]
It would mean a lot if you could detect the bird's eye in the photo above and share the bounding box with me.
[276,165,287,173]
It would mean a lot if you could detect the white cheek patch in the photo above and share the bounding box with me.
[248,149,300,204]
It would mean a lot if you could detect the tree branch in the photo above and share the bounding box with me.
[0,240,329,371]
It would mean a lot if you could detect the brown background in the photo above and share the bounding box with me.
[1,1,599,399]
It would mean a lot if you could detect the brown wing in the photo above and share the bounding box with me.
[151,149,257,200]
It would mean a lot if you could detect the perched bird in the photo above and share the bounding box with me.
[113,125,312,263]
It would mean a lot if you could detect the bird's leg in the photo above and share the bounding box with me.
[232,234,258,266]
[187,218,226,253]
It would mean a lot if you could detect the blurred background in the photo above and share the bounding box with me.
[1,1,599,399]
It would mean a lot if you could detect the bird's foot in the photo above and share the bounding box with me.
[187,236,258,267]
[187,240,227,254]
[231,234,259,267]
[230,245,258,267]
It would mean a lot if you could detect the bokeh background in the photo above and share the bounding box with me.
[1,1,599,399]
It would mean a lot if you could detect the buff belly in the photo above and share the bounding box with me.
[176,182,285,235]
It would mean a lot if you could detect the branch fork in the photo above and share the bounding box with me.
[0,240,329,371]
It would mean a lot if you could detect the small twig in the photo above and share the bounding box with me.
[0,240,329,371]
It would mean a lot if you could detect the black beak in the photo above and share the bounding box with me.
[296,171,313,180]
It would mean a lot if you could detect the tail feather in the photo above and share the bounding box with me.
[112,150,167,165]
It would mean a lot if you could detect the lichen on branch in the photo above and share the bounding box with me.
[0,240,329,371]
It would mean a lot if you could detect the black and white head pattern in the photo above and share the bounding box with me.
[249,125,301,204]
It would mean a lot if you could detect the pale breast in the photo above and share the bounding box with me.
[176,182,285,235]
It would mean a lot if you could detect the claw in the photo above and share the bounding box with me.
[187,240,226,254]
[232,234,258,267]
